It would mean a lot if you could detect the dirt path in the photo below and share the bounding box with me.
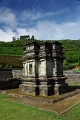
[8,92,80,114]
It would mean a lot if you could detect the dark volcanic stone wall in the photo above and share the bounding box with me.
[0,69,13,81]
[0,69,21,89]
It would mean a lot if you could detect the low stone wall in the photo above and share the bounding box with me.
[0,69,80,84]
[65,74,80,84]
[0,69,23,81]
[0,69,13,81]
[13,71,80,84]
[12,71,80,84]
[12,70,23,79]
[0,69,21,89]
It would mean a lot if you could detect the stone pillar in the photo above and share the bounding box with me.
[53,78,68,95]
[23,62,28,77]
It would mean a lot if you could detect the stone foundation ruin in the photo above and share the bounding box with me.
[19,41,68,96]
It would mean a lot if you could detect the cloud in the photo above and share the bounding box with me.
[0,28,17,42]
[0,7,17,28]
[16,20,80,40]
[20,10,42,21]
[0,20,80,42]
[61,21,80,39]
[20,8,68,22]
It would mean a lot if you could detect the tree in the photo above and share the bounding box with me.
[63,60,69,69]
[31,35,34,39]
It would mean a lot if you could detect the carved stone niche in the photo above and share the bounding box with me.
[19,41,68,96]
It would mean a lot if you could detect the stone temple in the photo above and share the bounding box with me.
[19,41,68,96]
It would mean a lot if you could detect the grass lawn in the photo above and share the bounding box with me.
[0,94,80,120]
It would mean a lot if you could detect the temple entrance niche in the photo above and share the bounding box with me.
[29,64,32,75]
[19,41,68,96]
[27,60,35,77]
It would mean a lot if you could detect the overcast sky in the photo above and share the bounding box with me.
[0,0,80,41]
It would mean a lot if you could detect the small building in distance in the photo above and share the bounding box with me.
[20,35,30,40]
[12,35,35,41]
[20,35,34,40]
[19,41,68,96]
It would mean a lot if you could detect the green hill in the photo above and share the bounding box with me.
[0,39,34,69]
[0,39,80,69]
[59,40,80,69]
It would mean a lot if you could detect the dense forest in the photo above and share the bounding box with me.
[0,39,80,70]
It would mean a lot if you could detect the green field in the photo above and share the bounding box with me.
[0,94,80,120]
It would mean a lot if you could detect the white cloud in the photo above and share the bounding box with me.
[20,10,42,21]
[16,28,28,36]
[20,8,68,22]
[45,7,68,17]
[0,7,17,28]
[0,28,17,42]
[16,20,80,40]
[0,20,80,42]
[61,21,80,39]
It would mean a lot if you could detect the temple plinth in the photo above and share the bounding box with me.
[19,41,68,96]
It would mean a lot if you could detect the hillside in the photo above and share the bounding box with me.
[0,39,80,69]
[0,39,38,69]
[59,40,80,69]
